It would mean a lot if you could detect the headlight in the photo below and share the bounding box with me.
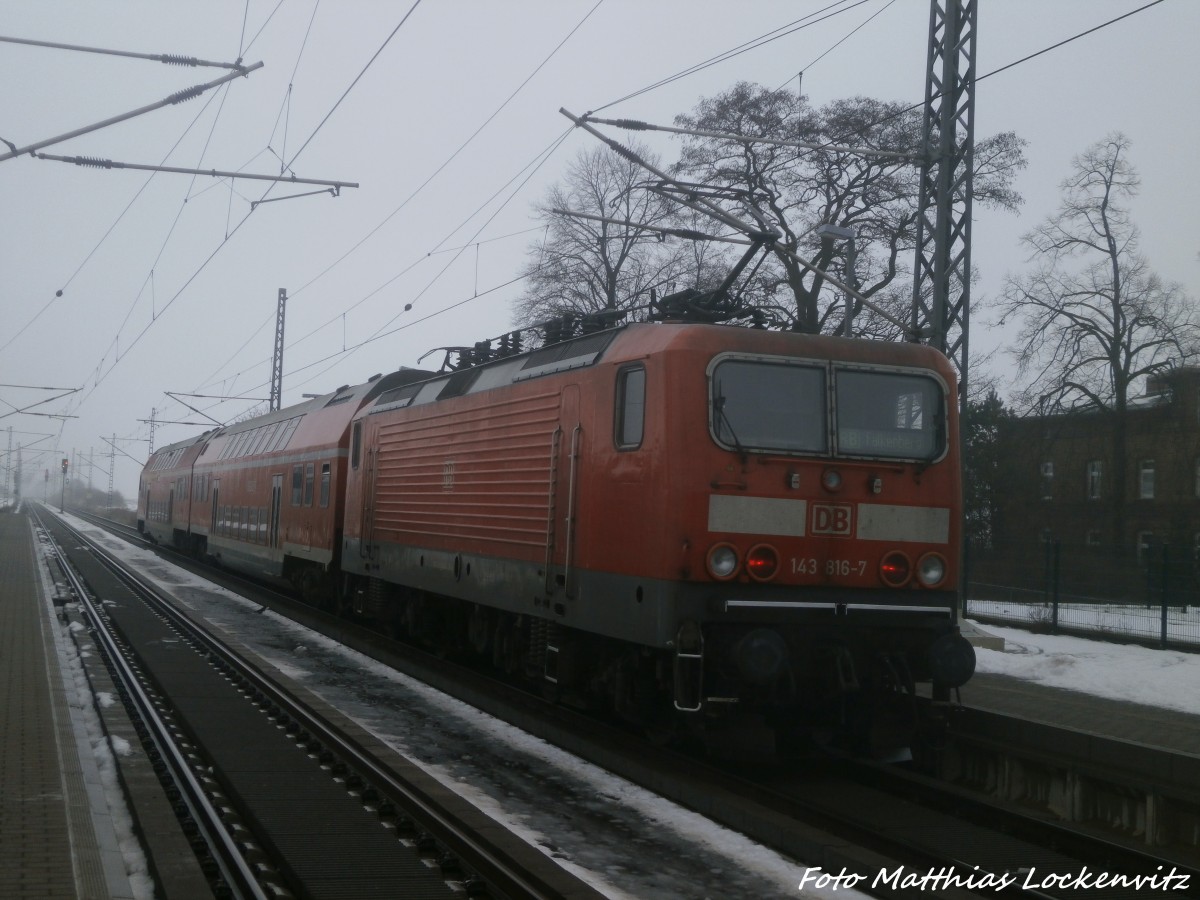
[706,543,739,580]
[821,469,842,492]
[917,553,947,587]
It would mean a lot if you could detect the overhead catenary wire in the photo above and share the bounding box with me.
[590,0,873,114]
[763,0,1172,168]
[287,126,575,391]
[195,1,606,397]
[0,82,234,356]
[199,0,1134,403]
[281,0,606,305]
[268,0,322,177]
[778,0,900,88]
[59,2,425,421]
[25,0,1171,448]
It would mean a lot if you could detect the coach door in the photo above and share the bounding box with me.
[210,481,219,533]
[269,474,283,547]
[545,386,581,598]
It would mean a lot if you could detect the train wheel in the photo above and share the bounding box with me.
[336,574,357,618]
[491,617,523,675]
[467,605,492,658]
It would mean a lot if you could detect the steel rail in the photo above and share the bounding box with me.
[53,508,590,900]
[34,507,270,900]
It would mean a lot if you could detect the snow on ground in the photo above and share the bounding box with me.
[967,620,1200,716]
[55,514,851,898]
[31,518,155,900]
[48,511,1200,898]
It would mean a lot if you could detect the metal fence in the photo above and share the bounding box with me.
[966,582,1200,649]
[965,538,1200,650]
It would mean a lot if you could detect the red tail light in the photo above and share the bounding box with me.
[880,551,911,587]
[745,544,779,581]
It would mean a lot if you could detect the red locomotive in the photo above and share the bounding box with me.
[139,319,975,754]
[340,321,974,752]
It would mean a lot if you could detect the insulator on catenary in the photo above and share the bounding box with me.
[167,85,206,105]
[74,156,114,169]
[159,54,200,67]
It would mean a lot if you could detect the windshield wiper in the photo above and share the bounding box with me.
[713,386,747,459]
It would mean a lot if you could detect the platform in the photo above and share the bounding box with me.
[959,616,1005,651]
[960,670,1200,757]
[0,505,135,900]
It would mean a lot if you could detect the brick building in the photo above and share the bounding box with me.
[974,367,1200,603]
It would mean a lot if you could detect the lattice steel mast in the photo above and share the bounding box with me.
[270,289,286,412]
[912,0,977,401]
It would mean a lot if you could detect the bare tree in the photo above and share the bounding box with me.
[998,132,1199,550]
[513,143,690,327]
[673,83,1026,335]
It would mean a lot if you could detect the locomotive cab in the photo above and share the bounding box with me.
[577,325,975,754]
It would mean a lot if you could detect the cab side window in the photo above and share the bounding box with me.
[351,421,362,470]
[615,366,646,450]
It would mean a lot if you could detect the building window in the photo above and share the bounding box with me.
[1086,460,1102,500]
[1086,530,1101,547]
[1040,461,1054,500]
[1138,459,1155,499]
[1136,531,1155,564]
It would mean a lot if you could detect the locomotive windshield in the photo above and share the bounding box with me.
[712,360,827,452]
[834,369,944,460]
[710,358,945,461]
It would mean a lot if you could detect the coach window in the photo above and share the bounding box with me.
[351,421,362,470]
[304,462,315,506]
[319,462,331,507]
[615,366,646,449]
[291,464,303,505]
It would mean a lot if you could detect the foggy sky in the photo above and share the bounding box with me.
[2,0,1196,501]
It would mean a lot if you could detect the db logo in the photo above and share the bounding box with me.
[811,503,853,536]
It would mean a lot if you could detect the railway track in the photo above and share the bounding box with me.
[56,506,1200,898]
[38,506,603,900]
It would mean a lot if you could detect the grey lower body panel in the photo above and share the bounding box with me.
[342,537,959,651]
[208,536,285,579]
